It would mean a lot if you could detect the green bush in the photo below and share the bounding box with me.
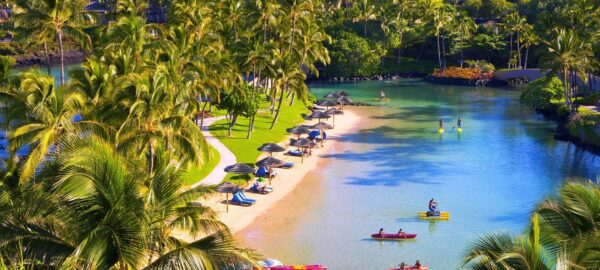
[0,42,17,55]
[520,76,563,111]
[579,93,600,106]
[323,30,380,77]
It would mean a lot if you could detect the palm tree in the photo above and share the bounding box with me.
[353,0,378,36]
[392,0,414,64]
[520,24,538,69]
[538,28,596,114]
[455,13,476,68]
[270,53,307,129]
[0,70,84,181]
[13,0,94,85]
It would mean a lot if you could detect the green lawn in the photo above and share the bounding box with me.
[209,99,309,164]
[183,144,221,185]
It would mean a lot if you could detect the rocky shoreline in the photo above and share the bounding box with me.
[424,75,508,87]
[14,50,85,68]
[311,72,426,83]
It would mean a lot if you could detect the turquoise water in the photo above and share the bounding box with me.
[238,79,600,269]
[15,63,81,84]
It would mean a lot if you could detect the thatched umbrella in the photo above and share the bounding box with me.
[326,108,343,128]
[323,92,340,99]
[224,163,254,174]
[334,90,349,97]
[316,99,339,110]
[311,122,333,130]
[309,111,331,123]
[290,138,315,163]
[337,96,353,110]
[217,182,243,213]
[287,125,311,138]
[257,143,286,156]
[256,156,284,185]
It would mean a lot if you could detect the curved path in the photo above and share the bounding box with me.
[189,116,236,188]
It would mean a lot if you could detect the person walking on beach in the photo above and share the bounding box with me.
[321,131,327,147]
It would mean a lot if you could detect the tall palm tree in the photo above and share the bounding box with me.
[270,53,307,129]
[0,70,84,181]
[13,0,94,85]
[538,28,596,114]
[353,0,377,36]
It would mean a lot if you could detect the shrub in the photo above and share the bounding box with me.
[520,76,563,111]
[431,66,493,80]
[0,42,16,55]
[323,30,380,77]
[579,93,600,106]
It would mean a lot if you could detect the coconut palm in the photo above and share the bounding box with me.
[1,71,85,181]
[270,52,307,129]
[13,0,94,85]
[353,0,378,36]
[538,28,597,114]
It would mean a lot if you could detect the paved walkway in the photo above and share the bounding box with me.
[189,116,237,188]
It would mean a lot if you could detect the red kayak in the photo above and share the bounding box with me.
[371,233,417,240]
[268,265,327,270]
[390,266,428,270]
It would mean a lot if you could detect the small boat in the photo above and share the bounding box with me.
[418,211,450,220]
[268,265,327,270]
[371,233,417,240]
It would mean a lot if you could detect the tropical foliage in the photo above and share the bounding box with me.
[520,76,563,111]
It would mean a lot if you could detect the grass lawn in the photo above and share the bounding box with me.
[182,144,221,185]
[209,99,309,164]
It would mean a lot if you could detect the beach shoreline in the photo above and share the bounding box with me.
[204,108,363,234]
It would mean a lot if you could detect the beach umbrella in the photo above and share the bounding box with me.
[217,182,243,212]
[337,96,353,110]
[256,156,284,185]
[326,108,343,128]
[256,156,284,167]
[311,122,333,130]
[309,111,331,123]
[257,143,286,156]
[287,125,311,138]
[311,105,325,111]
[224,163,255,174]
[316,99,339,110]
[291,138,315,163]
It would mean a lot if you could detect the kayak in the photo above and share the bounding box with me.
[437,128,444,133]
[418,211,450,220]
[371,233,417,240]
[268,265,327,270]
[390,266,429,270]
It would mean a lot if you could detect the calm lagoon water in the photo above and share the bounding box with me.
[238,79,600,269]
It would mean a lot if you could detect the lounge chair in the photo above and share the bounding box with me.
[231,191,255,206]
[255,166,276,177]
[276,162,294,169]
[285,149,303,157]
[237,191,256,202]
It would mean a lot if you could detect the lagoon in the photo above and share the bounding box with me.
[237,79,600,269]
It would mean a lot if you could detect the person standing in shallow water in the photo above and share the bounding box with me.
[439,119,444,130]
[457,117,462,128]
[380,90,385,100]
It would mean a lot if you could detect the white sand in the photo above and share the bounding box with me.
[207,108,362,234]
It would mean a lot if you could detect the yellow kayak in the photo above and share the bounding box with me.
[418,211,450,220]
[437,128,444,133]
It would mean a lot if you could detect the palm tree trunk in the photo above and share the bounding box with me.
[228,115,237,136]
[436,32,442,69]
[43,42,52,75]
[289,93,295,106]
[270,85,286,129]
[289,16,296,53]
[524,46,529,69]
[442,35,447,69]
[148,142,154,175]
[57,31,66,85]
[246,116,255,139]
[516,32,521,68]
[563,68,571,113]
[364,20,367,36]
[508,34,513,68]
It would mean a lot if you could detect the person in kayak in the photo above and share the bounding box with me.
[399,262,406,269]
[397,228,404,235]
[428,198,438,215]
[379,90,386,100]
[457,117,462,129]
[379,228,384,236]
[415,260,422,268]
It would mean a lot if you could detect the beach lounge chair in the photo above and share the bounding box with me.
[237,191,256,202]
[286,150,303,157]
[276,162,294,169]
[231,191,255,206]
[255,166,276,177]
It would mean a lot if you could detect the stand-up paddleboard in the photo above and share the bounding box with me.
[457,127,462,132]
[371,98,391,102]
[418,211,450,220]
[437,128,444,133]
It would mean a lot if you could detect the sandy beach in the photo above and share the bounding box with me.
[204,108,363,234]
